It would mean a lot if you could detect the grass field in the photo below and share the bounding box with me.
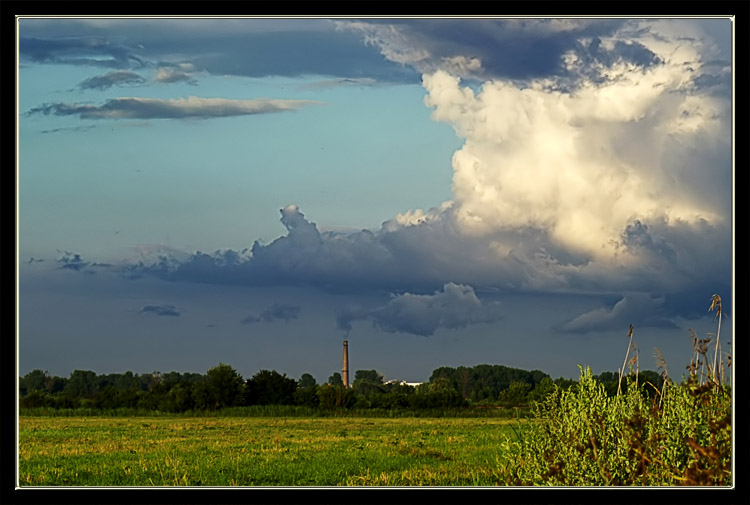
[18,416,520,486]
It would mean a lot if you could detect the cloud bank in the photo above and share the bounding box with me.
[337,283,504,337]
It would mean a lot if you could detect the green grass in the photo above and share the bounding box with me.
[19,416,520,486]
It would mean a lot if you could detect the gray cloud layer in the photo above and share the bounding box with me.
[110,202,730,334]
[242,303,301,324]
[556,293,679,334]
[26,96,323,120]
[20,35,145,68]
[337,283,504,337]
[19,22,418,83]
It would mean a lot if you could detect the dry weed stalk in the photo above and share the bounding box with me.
[708,294,722,385]
[654,347,669,408]
[617,324,635,396]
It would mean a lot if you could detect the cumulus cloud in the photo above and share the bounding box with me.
[337,283,504,337]
[418,23,729,268]
[139,304,181,317]
[26,96,323,120]
[77,70,147,90]
[242,303,301,324]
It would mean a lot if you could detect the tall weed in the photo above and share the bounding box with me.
[499,366,731,485]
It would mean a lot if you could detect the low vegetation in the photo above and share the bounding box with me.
[497,295,731,486]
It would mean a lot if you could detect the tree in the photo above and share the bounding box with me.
[328,372,344,387]
[430,377,456,393]
[160,383,194,412]
[245,370,297,405]
[498,381,531,405]
[354,370,384,384]
[317,385,355,410]
[20,369,48,396]
[529,376,556,402]
[298,373,317,389]
[64,370,98,398]
[205,363,245,409]
[352,369,386,400]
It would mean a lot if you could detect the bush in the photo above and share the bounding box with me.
[497,366,731,485]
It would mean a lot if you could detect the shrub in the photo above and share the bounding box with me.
[498,366,731,485]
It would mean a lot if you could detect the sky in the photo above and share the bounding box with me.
[16,16,734,384]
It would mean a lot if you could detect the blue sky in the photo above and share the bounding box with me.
[17,17,734,384]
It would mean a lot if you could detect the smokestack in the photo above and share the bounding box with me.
[342,340,349,389]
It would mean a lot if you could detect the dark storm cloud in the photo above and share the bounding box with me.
[139,304,181,317]
[620,220,678,264]
[19,20,419,83]
[241,303,301,324]
[337,18,655,83]
[26,96,322,120]
[115,204,730,297]
[77,70,147,90]
[185,30,418,83]
[336,283,504,337]
[105,201,731,334]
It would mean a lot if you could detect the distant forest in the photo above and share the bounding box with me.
[18,363,666,413]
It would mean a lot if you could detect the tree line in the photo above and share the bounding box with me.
[18,363,665,413]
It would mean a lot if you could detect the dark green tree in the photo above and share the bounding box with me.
[64,370,98,398]
[191,378,212,410]
[19,369,48,396]
[429,377,456,393]
[354,370,384,384]
[160,383,194,412]
[205,363,245,409]
[317,385,355,410]
[529,376,556,402]
[245,370,297,405]
[328,372,344,387]
[298,373,317,389]
[498,381,531,405]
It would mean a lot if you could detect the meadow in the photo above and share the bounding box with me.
[18,416,520,486]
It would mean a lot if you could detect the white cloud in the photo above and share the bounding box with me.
[419,20,729,265]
